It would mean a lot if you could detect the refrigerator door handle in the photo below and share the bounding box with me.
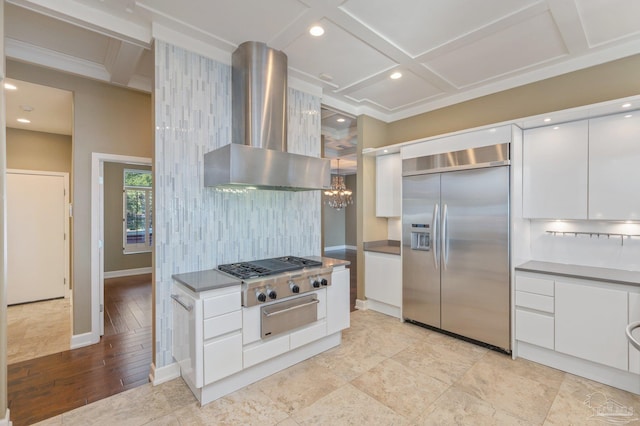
[432,203,439,269]
[442,203,448,269]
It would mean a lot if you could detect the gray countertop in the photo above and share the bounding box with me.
[516,260,640,287]
[173,256,350,293]
[172,269,241,293]
[363,240,401,255]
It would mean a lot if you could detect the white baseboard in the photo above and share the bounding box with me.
[149,361,181,386]
[355,299,367,310]
[0,409,10,426]
[365,299,402,319]
[324,245,357,252]
[104,267,152,279]
[71,331,99,349]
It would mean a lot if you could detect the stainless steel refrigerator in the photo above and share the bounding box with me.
[402,145,510,351]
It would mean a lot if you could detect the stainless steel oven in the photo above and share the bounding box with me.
[261,294,319,338]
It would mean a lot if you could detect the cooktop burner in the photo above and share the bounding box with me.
[218,256,322,280]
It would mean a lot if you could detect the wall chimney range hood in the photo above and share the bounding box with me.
[204,41,331,191]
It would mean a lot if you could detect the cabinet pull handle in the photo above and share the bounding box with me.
[627,321,640,351]
[263,299,319,318]
[171,294,193,312]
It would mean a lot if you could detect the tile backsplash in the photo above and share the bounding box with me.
[154,40,322,367]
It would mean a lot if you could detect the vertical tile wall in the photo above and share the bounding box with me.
[154,40,323,367]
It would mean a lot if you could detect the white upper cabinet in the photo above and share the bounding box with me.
[376,153,401,217]
[523,120,588,219]
[588,112,640,220]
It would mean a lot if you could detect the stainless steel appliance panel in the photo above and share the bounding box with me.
[440,167,510,349]
[261,294,319,338]
[402,174,441,328]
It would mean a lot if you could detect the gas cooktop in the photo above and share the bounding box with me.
[218,256,323,280]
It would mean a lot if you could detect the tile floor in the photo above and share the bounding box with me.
[7,298,71,364]
[34,309,640,425]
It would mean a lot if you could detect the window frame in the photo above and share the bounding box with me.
[122,169,153,254]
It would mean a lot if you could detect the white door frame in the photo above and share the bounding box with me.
[89,152,151,346]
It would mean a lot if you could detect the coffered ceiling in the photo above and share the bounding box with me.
[5,0,640,124]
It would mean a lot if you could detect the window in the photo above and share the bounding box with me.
[123,169,153,254]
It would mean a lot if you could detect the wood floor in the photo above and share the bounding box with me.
[7,274,152,426]
[324,248,357,311]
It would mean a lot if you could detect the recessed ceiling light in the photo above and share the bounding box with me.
[489,128,497,133]
[17,118,31,123]
[390,72,402,80]
[625,114,633,118]
[4,83,17,90]
[337,118,345,123]
[553,126,559,130]
[544,118,551,122]
[622,103,632,108]
[309,25,324,37]
[383,149,388,153]
[21,105,34,112]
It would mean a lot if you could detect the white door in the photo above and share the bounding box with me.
[8,172,67,305]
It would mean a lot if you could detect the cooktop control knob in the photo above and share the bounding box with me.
[256,291,267,303]
[289,282,300,293]
[312,278,320,288]
[320,278,328,286]
[268,289,277,300]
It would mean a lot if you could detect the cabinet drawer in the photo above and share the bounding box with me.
[516,275,554,296]
[515,291,554,313]
[203,291,241,318]
[516,309,554,350]
[243,334,290,368]
[204,310,242,340]
[203,332,243,384]
[290,320,327,350]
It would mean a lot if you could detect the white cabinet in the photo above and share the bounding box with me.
[588,113,640,220]
[514,274,555,350]
[555,280,628,371]
[364,251,401,318]
[327,267,350,335]
[376,153,401,217]
[171,283,242,389]
[630,292,640,374]
[523,120,588,219]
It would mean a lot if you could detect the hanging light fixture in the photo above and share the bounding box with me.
[324,159,353,210]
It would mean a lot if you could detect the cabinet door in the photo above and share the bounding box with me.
[523,120,588,219]
[376,153,401,217]
[630,292,640,374]
[365,251,401,307]
[555,280,628,370]
[203,332,243,384]
[327,267,350,335]
[589,113,640,220]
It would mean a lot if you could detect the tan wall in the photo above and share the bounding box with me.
[344,174,357,247]
[7,59,153,335]
[6,128,71,172]
[387,54,640,145]
[357,115,390,300]
[103,162,152,272]
[323,195,346,248]
[1,0,8,417]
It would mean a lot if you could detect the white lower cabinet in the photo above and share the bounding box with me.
[515,270,640,395]
[204,333,243,384]
[555,280,628,371]
[364,251,401,317]
[629,292,640,374]
[327,267,350,334]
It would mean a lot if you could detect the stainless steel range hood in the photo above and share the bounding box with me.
[204,41,330,191]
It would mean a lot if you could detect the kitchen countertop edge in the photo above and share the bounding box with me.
[173,255,350,293]
[363,240,401,255]
[172,269,242,293]
[515,260,640,287]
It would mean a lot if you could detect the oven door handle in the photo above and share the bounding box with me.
[263,299,319,318]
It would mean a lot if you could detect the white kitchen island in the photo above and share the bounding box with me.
[171,258,350,406]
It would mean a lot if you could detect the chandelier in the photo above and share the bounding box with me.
[324,159,353,210]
